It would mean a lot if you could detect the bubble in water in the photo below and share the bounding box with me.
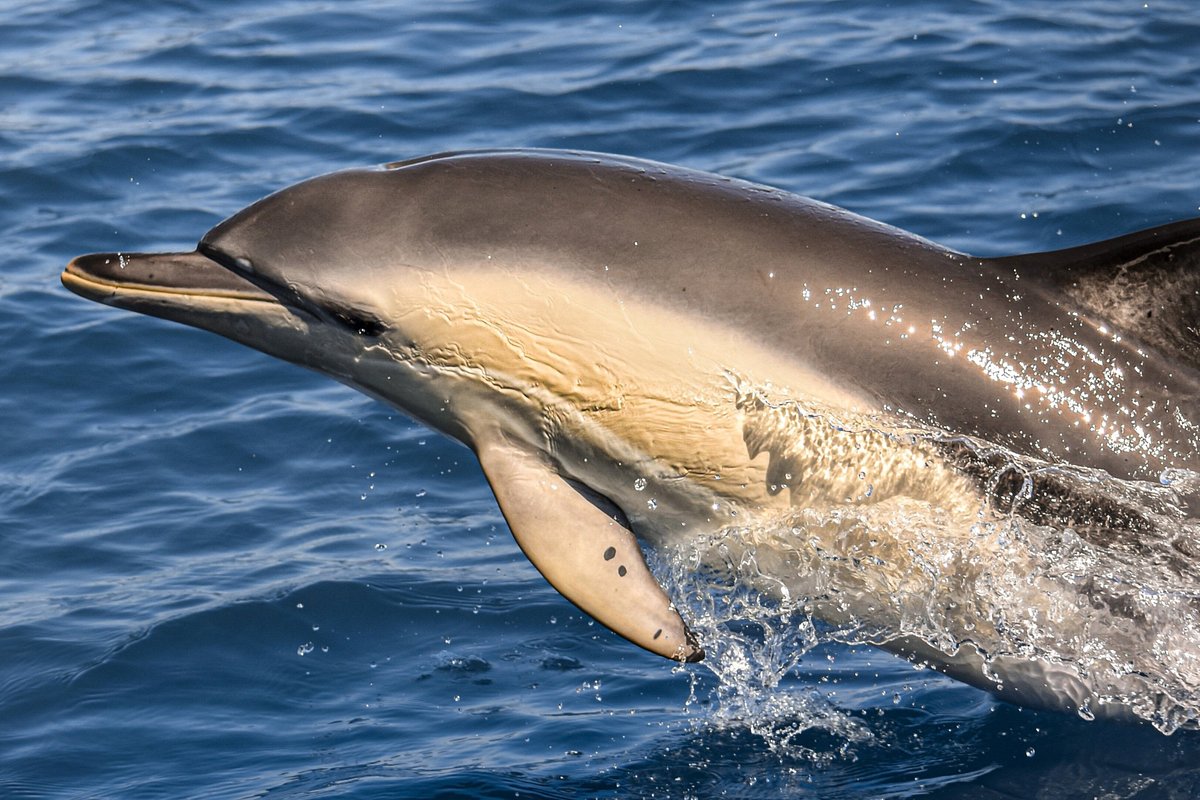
[659,529,874,761]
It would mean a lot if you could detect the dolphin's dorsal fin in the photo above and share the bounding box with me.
[991,217,1200,371]
[474,439,702,662]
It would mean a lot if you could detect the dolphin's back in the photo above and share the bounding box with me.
[993,218,1200,379]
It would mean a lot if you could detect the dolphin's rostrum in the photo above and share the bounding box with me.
[63,149,1200,725]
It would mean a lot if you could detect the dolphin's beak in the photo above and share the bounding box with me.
[62,250,276,306]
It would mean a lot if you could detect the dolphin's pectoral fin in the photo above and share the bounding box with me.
[475,440,703,662]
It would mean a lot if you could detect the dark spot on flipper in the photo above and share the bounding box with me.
[618,565,627,577]
[653,629,662,640]
[603,547,616,560]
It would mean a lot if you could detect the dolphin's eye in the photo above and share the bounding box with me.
[198,241,252,274]
[327,304,388,337]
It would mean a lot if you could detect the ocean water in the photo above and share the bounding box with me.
[4,1,1200,797]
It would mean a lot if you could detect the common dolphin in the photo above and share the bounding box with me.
[62,150,1200,728]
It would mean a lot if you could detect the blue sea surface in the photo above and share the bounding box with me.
[4,1,1200,797]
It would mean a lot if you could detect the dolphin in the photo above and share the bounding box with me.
[62,149,1200,726]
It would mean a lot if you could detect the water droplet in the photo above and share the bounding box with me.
[633,477,647,491]
[1026,748,1036,757]
[415,489,427,498]
[374,542,387,551]
[297,642,314,656]
[647,498,658,510]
